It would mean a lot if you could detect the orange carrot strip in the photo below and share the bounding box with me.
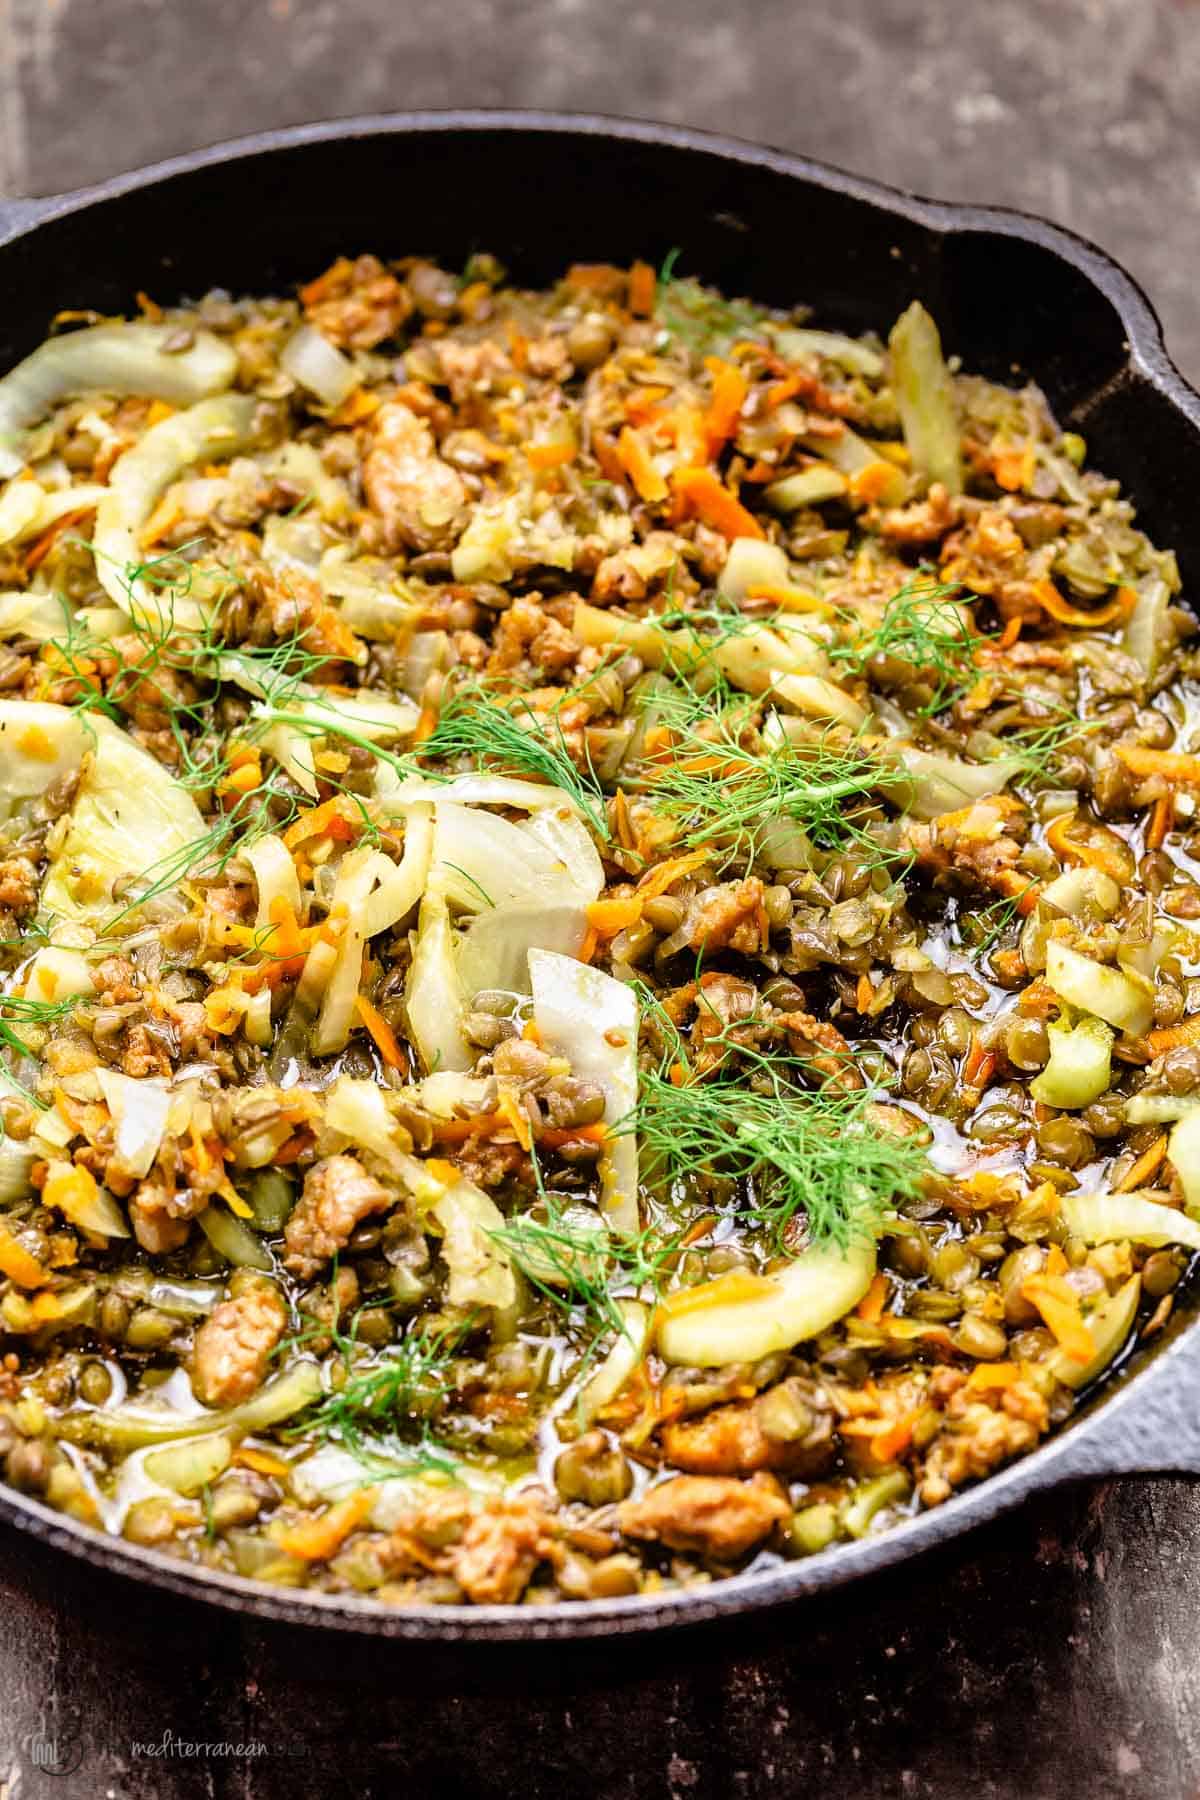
[1044,1243,1069,1278]
[539,1122,608,1150]
[847,461,901,506]
[578,927,599,964]
[0,1220,49,1289]
[1117,1134,1168,1192]
[965,1362,1022,1392]
[235,1448,291,1478]
[616,426,668,503]
[671,466,764,540]
[1044,813,1129,879]
[1147,793,1174,851]
[868,1413,916,1465]
[1116,744,1200,784]
[1146,1017,1200,1056]
[274,1488,377,1561]
[962,1032,996,1089]
[628,260,657,317]
[997,617,1022,650]
[656,1271,774,1323]
[856,1273,889,1323]
[991,443,1036,492]
[702,356,749,457]
[497,1089,532,1153]
[635,848,710,899]
[586,896,644,937]
[355,994,405,1070]
[1029,578,1126,629]
[527,441,576,471]
[670,404,709,470]
[1021,1275,1095,1363]
[430,1112,511,1143]
[855,973,874,1014]
[25,507,95,571]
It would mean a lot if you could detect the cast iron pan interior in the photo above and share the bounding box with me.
[1,112,1199,1641]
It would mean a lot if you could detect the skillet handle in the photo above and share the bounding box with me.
[1051,1318,1200,1480]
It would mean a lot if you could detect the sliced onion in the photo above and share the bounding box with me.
[0,478,107,548]
[879,746,1023,822]
[657,1235,876,1366]
[457,901,588,998]
[0,699,89,822]
[244,832,303,931]
[0,321,237,457]
[95,1068,170,1180]
[773,327,884,378]
[431,1176,517,1313]
[1044,940,1154,1037]
[93,393,259,626]
[362,803,433,937]
[1061,1188,1200,1252]
[0,589,74,642]
[406,888,472,1073]
[280,324,359,409]
[529,949,639,1234]
[378,769,592,819]
[311,848,385,1057]
[40,711,206,925]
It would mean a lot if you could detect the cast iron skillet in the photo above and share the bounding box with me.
[1,111,1199,1643]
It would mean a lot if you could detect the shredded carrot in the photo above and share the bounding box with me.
[430,1112,511,1143]
[1044,812,1129,879]
[991,443,1036,492]
[1116,744,1200,785]
[668,1061,688,1087]
[962,1032,996,1090]
[526,441,576,472]
[497,1088,533,1153]
[847,461,900,506]
[591,430,627,487]
[282,798,360,849]
[702,356,749,457]
[326,386,379,428]
[274,1487,377,1561]
[413,703,439,744]
[997,616,1022,650]
[1117,1134,1168,1191]
[539,1122,608,1150]
[671,465,764,540]
[586,895,644,937]
[965,1362,1023,1392]
[1020,1274,1095,1363]
[1146,792,1175,851]
[763,372,807,411]
[616,426,668,503]
[144,398,175,428]
[856,1273,889,1323]
[1146,1017,1200,1056]
[635,848,710,899]
[1017,978,1060,1018]
[0,1220,49,1289]
[188,1117,211,1174]
[745,582,835,617]
[628,259,657,317]
[656,1271,774,1323]
[868,1413,916,1464]
[522,1019,542,1044]
[235,1447,291,1478]
[1029,578,1126,629]
[856,973,874,1014]
[24,508,95,572]
[273,1131,315,1166]
[1044,1242,1069,1277]
[355,994,405,1070]
[578,927,599,964]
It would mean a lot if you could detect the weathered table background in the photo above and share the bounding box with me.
[2,0,1199,1794]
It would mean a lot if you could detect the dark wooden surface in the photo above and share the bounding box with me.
[2,1,1200,1794]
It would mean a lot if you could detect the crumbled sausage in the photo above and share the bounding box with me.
[362,402,466,552]
[452,1490,559,1604]
[302,253,412,350]
[191,1281,286,1407]
[618,1474,790,1560]
[283,1154,393,1280]
[662,1400,829,1479]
